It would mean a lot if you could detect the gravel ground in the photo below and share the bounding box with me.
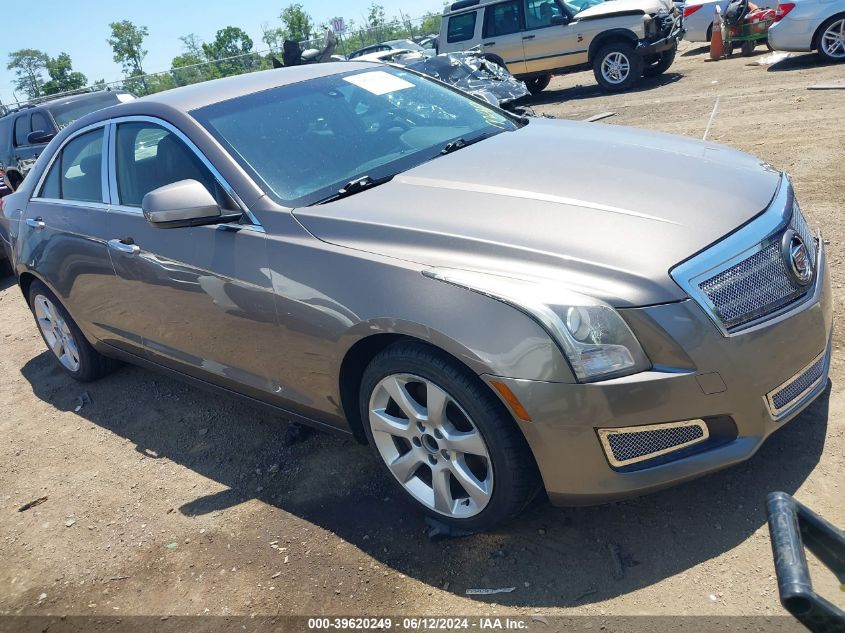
[1,42,844,622]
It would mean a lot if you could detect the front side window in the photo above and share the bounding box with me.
[14,115,31,146]
[115,121,232,208]
[483,1,523,37]
[193,68,518,207]
[31,111,53,135]
[447,12,478,43]
[524,0,566,28]
[39,128,104,202]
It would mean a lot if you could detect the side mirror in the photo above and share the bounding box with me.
[27,130,55,145]
[142,179,235,229]
[551,14,568,25]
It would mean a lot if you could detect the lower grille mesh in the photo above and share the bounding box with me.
[767,351,827,416]
[599,421,709,468]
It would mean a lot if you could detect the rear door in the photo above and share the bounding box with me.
[481,1,529,75]
[104,116,280,400]
[21,124,117,342]
[522,0,586,72]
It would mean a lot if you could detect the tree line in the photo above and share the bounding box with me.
[5,2,443,103]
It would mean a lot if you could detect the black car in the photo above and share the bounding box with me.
[0,90,133,192]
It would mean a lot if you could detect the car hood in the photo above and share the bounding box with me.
[292,118,782,307]
[576,0,670,19]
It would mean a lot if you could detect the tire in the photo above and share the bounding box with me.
[725,41,735,56]
[593,41,643,92]
[525,74,552,95]
[482,53,507,71]
[28,280,118,382]
[359,341,540,531]
[741,40,756,56]
[643,44,677,77]
[816,15,845,63]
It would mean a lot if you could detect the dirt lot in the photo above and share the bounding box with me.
[1,42,844,624]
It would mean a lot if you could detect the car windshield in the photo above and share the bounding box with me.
[192,68,518,207]
[565,0,605,12]
[47,93,131,129]
[387,39,425,51]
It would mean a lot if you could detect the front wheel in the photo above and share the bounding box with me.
[817,16,845,62]
[593,42,643,92]
[359,341,540,531]
[643,44,677,77]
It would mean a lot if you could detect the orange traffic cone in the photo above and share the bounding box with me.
[710,5,725,59]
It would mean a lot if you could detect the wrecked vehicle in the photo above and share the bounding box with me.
[438,0,684,92]
[402,51,530,110]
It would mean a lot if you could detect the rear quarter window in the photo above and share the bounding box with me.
[447,12,478,42]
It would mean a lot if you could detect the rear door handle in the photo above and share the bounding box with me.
[25,217,45,230]
[522,34,536,40]
[108,238,140,255]
[483,41,496,46]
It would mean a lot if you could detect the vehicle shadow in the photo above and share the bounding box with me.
[19,351,830,607]
[523,72,684,107]
[0,274,17,292]
[682,45,711,57]
[766,51,838,71]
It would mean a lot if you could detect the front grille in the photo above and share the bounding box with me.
[698,208,816,331]
[598,420,709,468]
[766,349,828,418]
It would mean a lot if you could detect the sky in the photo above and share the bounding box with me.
[1,0,443,106]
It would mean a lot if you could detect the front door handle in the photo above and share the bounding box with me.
[522,34,536,40]
[483,41,496,46]
[108,238,140,255]
[25,217,46,230]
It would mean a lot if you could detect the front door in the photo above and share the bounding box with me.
[522,0,586,73]
[103,118,280,400]
[481,0,528,75]
[12,112,52,185]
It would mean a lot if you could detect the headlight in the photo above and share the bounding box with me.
[423,268,651,382]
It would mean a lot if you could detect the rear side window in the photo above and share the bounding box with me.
[484,1,523,37]
[14,115,31,146]
[38,128,104,202]
[447,12,477,42]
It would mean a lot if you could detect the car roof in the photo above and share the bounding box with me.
[442,0,503,15]
[0,90,132,121]
[136,62,377,112]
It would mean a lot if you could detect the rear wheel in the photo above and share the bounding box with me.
[359,341,540,531]
[28,280,118,382]
[817,15,845,62]
[643,44,677,76]
[741,40,756,56]
[593,42,643,91]
[525,74,552,95]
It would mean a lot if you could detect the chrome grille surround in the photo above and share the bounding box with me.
[598,420,709,468]
[765,348,829,419]
[671,176,819,336]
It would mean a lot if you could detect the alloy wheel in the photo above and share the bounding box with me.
[368,373,493,518]
[34,294,81,372]
[821,19,845,59]
[601,52,631,84]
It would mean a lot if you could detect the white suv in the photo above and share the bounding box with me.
[438,0,683,92]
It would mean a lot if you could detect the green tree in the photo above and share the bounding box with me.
[42,53,88,95]
[261,23,287,52]
[7,48,49,99]
[419,12,442,36]
[108,20,149,94]
[202,27,255,77]
[281,3,314,41]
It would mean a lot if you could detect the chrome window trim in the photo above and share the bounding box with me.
[29,198,109,211]
[31,121,110,204]
[670,175,819,337]
[764,345,829,419]
[597,420,710,468]
[105,115,263,230]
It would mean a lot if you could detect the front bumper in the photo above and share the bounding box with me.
[638,13,685,56]
[485,240,832,505]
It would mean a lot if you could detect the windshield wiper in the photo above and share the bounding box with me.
[439,131,500,156]
[314,174,394,205]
